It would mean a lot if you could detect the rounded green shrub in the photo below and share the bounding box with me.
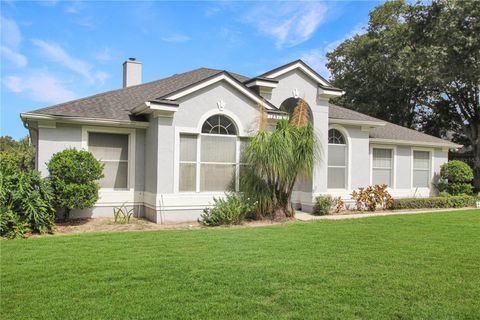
[438,160,474,196]
[47,148,104,220]
[313,195,332,215]
[200,193,255,226]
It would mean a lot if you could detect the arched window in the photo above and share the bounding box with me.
[179,114,243,192]
[201,115,237,135]
[279,97,313,122]
[327,128,347,189]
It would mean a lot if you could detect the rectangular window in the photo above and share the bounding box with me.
[88,132,129,189]
[179,134,241,192]
[179,134,197,192]
[413,150,431,188]
[327,144,347,189]
[372,148,393,187]
[200,135,237,192]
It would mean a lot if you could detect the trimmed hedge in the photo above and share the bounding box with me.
[392,195,477,210]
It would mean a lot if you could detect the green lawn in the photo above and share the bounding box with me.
[1,210,479,319]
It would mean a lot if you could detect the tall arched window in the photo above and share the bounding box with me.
[179,114,242,192]
[327,128,347,189]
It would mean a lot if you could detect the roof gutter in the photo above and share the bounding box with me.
[329,118,386,128]
[369,138,461,149]
[20,112,150,128]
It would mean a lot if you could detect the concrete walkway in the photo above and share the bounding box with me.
[295,207,478,221]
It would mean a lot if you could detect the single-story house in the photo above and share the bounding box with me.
[20,59,459,223]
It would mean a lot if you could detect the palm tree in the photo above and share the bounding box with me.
[241,99,318,220]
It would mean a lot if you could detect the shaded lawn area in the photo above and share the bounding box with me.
[1,210,479,319]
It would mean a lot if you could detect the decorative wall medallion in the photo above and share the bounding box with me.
[217,99,226,111]
[292,88,299,98]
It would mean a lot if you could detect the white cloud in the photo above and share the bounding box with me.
[32,39,108,84]
[160,34,190,43]
[0,46,27,67]
[0,16,22,48]
[243,2,327,48]
[94,71,110,85]
[94,47,113,62]
[300,24,366,78]
[2,72,76,103]
[0,16,28,67]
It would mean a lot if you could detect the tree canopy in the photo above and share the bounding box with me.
[327,0,480,189]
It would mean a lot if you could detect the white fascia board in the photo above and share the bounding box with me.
[369,138,461,149]
[318,87,345,98]
[131,101,178,115]
[264,62,331,87]
[329,118,386,128]
[245,80,278,88]
[20,112,149,128]
[164,73,274,110]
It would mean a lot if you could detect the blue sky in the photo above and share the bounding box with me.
[1,0,381,139]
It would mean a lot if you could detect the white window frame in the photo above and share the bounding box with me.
[81,126,136,191]
[327,125,350,191]
[411,147,434,190]
[370,145,396,189]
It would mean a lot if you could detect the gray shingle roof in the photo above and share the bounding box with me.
[329,105,455,146]
[26,64,455,147]
[369,122,455,145]
[29,68,248,121]
[329,104,384,123]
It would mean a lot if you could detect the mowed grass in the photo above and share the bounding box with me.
[1,210,479,319]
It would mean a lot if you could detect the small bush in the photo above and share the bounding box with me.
[0,168,55,236]
[332,197,345,213]
[392,195,475,210]
[47,149,104,220]
[0,209,30,239]
[113,204,134,224]
[200,193,255,226]
[438,161,474,195]
[438,191,450,197]
[351,185,394,211]
[313,195,332,215]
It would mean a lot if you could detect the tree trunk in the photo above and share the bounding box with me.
[473,138,480,192]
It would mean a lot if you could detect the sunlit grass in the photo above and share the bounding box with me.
[1,209,479,319]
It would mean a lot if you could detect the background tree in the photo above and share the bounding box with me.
[326,0,480,190]
[47,149,104,220]
[0,135,35,171]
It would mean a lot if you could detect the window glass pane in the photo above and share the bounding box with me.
[328,167,346,189]
[328,129,345,144]
[89,132,128,161]
[99,161,128,189]
[180,134,197,162]
[328,145,346,166]
[201,115,237,135]
[373,149,392,168]
[201,135,236,163]
[179,163,196,192]
[200,164,235,191]
[373,168,392,186]
[413,151,430,169]
[413,170,430,188]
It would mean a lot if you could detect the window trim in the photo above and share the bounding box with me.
[370,145,396,189]
[327,125,350,191]
[410,147,434,190]
[81,126,136,191]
